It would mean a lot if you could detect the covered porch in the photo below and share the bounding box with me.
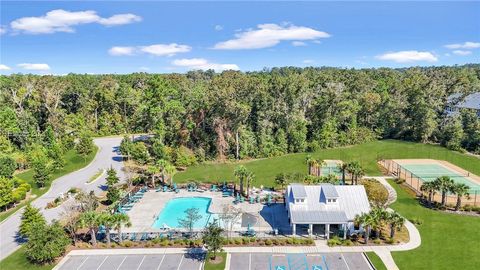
[291,222,348,239]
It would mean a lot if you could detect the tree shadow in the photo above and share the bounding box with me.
[184,247,206,262]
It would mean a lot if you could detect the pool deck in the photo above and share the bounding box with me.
[124,189,291,233]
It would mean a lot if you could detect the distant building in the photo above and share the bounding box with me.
[446,92,480,117]
[285,183,370,239]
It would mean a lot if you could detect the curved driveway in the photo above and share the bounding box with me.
[0,137,125,260]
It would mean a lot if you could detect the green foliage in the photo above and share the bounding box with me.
[0,156,16,178]
[0,177,14,210]
[130,142,150,165]
[76,134,94,159]
[202,219,224,259]
[25,221,70,264]
[178,207,202,235]
[360,178,389,206]
[173,146,197,167]
[31,159,52,188]
[106,186,121,204]
[105,167,119,186]
[19,204,46,238]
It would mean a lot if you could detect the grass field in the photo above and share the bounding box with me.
[0,247,54,270]
[365,252,387,270]
[176,140,480,187]
[389,180,480,269]
[0,148,97,222]
[203,252,227,270]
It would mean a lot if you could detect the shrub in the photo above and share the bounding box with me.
[410,217,423,225]
[265,239,273,246]
[234,238,242,245]
[121,240,134,248]
[144,242,153,248]
[385,238,395,244]
[327,236,342,246]
[373,238,381,244]
[25,221,70,264]
[360,178,389,206]
[343,239,353,246]
[110,243,117,248]
[173,146,197,167]
[68,187,79,194]
[286,238,294,245]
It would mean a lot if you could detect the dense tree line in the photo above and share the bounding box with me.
[1,65,479,164]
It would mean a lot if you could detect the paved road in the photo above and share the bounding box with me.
[0,137,125,261]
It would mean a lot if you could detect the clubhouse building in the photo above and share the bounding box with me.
[285,184,370,239]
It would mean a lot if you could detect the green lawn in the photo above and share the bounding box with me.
[0,247,54,270]
[365,252,387,270]
[203,252,227,270]
[176,140,480,187]
[389,180,480,269]
[0,148,97,222]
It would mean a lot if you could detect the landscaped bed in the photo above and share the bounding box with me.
[388,179,480,270]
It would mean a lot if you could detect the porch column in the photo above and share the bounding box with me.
[325,224,330,239]
[343,224,347,240]
[292,223,296,236]
[309,224,313,237]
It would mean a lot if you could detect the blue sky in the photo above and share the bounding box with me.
[1,1,479,74]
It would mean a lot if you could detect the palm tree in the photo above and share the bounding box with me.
[451,183,470,211]
[234,165,249,196]
[338,163,348,185]
[112,213,131,243]
[347,161,364,185]
[387,211,405,238]
[305,155,313,175]
[157,159,169,184]
[245,171,255,199]
[99,212,115,245]
[146,165,160,188]
[164,163,177,187]
[420,181,437,207]
[370,207,388,238]
[433,176,454,207]
[354,212,375,244]
[78,211,101,246]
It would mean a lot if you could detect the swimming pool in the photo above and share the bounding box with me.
[152,197,218,229]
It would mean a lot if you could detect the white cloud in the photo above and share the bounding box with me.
[0,64,11,70]
[172,58,239,71]
[444,41,480,49]
[140,43,191,56]
[139,67,150,71]
[0,25,6,35]
[17,63,50,71]
[376,50,438,63]
[302,59,314,64]
[214,25,223,31]
[108,46,136,56]
[312,40,322,44]
[98,14,141,26]
[452,50,472,56]
[109,43,191,57]
[10,9,141,34]
[292,41,307,47]
[213,23,330,50]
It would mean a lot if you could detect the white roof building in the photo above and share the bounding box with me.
[285,183,370,239]
[446,92,480,117]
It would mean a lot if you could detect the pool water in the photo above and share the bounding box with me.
[152,197,218,229]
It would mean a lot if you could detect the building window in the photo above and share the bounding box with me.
[327,199,331,202]
[332,199,336,202]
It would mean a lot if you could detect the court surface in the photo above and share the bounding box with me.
[56,253,205,270]
[229,252,373,270]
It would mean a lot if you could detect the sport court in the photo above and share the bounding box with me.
[229,252,372,270]
[55,253,204,270]
[395,159,480,193]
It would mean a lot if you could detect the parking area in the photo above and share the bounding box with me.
[229,252,373,270]
[56,253,205,270]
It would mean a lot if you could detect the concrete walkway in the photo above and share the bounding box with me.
[0,137,126,261]
[361,176,421,270]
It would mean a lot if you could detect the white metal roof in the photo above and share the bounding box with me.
[286,184,370,224]
[290,184,307,199]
